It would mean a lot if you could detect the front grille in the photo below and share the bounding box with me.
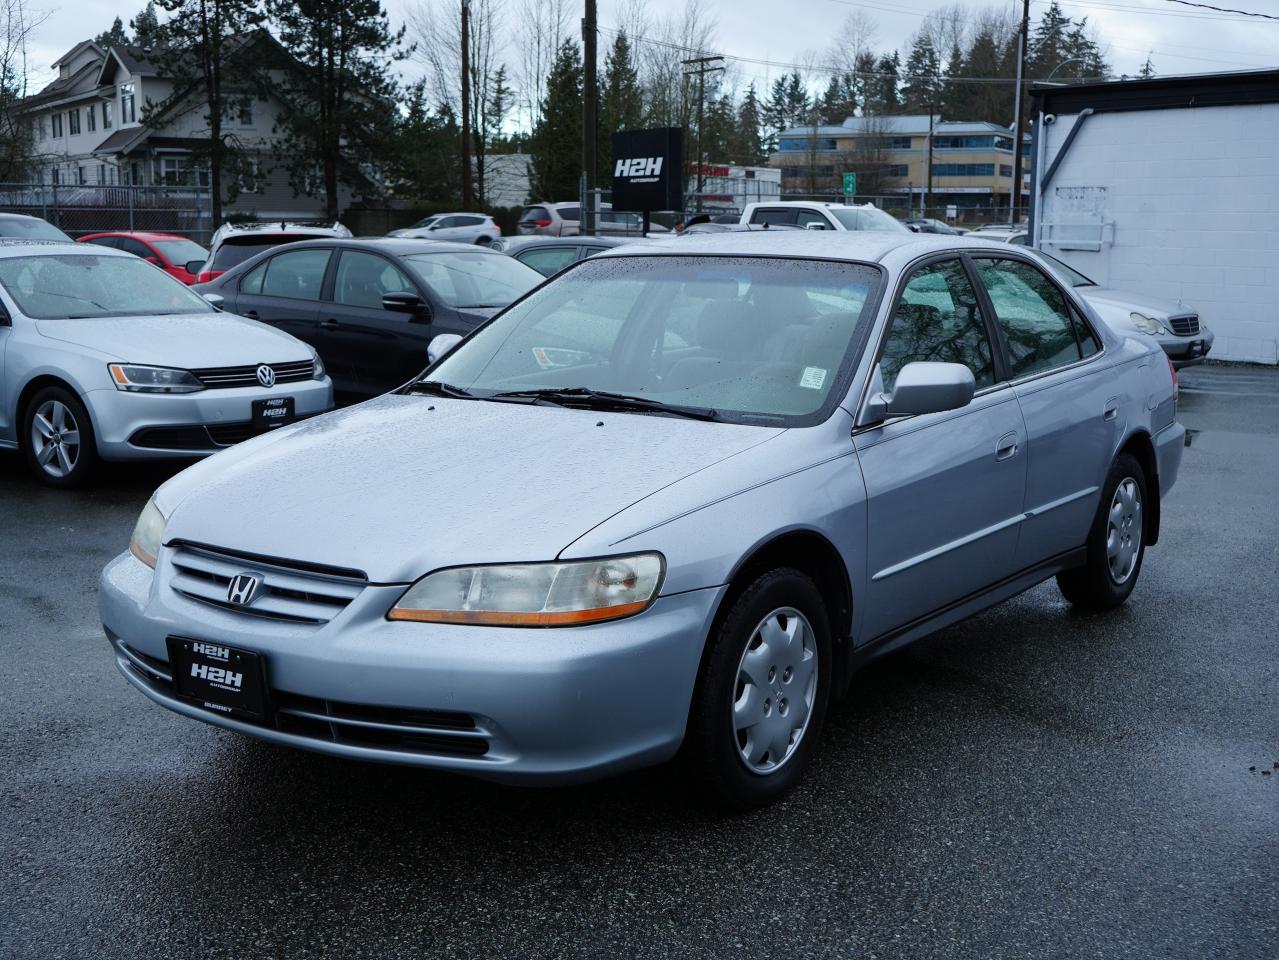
[192,360,314,389]
[167,542,366,625]
[130,420,279,451]
[1167,314,1200,336]
[114,641,489,759]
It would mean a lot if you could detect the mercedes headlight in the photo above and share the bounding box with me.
[129,498,167,568]
[1129,312,1166,336]
[388,554,664,626]
[109,363,204,394]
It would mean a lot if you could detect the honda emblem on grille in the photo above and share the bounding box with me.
[256,364,276,388]
[227,573,261,606]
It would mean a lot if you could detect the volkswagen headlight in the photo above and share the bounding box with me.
[109,364,204,394]
[129,498,167,568]
[1129,312,1166,336]
[388,554,664,626]
[310,349,326,380]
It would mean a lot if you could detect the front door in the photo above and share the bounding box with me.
[970,255,1119,566]
[234,247,339,383]
[855,257,1028,641]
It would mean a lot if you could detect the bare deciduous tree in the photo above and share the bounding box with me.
[1,0,47,180]
[513,0,568,133]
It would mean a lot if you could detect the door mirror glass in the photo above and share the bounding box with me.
[428,333,462,364]
[865,361,975,421]
[202,292,225,310]
[185,259,205,275]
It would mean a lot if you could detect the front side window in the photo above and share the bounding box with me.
[879,258,995,392]
[0,253,213,319]
[402,251,540,309]
[973,258,1088,378]
[253,249,331,300]
[120,82,136,124]
[332,250,413,308]
[430,255,883,424]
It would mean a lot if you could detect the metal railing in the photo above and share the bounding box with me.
[0,183,213,242]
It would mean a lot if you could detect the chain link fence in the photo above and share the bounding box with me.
[0,183,214,243]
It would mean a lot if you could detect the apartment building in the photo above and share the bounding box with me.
[772,114,1031,213]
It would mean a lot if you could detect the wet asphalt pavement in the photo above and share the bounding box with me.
[2,363,1276,959]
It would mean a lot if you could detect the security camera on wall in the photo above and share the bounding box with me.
[1043,114,1057,125]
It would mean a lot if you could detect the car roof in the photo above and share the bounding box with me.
[746,200,879,210]
[0,212,52,221]
[261,237,504,256]
[80,230,192,241]
[593,229,1037,264]
[0,238,127,258]
[500,235,628,250]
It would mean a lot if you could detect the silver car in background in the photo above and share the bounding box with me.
[0,240,332,486]
[101,232,1182,808]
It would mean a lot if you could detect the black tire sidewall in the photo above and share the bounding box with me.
[684,568,833,810]
[1089,453,1148,604]
[21,385,98,488]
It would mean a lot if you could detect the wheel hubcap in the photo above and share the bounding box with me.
[31,400,81,478]
[732,606,818,775]
[1106,478,1142,584]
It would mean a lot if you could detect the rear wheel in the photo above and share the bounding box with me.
[1057,453,1147,609]
[682,568,832,810]
[22,385,98,488]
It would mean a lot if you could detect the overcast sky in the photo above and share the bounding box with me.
[25,0,1279,102]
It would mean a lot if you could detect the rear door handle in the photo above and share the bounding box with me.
[1104,397,1120,421]
[996,432,1020,461]
[318,319,340,330]
[242,309,259,320]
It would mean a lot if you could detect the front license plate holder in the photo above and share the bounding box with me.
[252,396,295,430]
[167,637,270,720]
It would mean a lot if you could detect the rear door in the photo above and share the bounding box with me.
[234,246,333,367]
[320,248,433,398]
[747,207,799,226]
[969,255,1117,566]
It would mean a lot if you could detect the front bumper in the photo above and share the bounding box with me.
[85,378,334,460]
[1157,327,1214,369]
[99,550,723,784]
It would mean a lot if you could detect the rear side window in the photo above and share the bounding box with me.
[879,258,995,392]
[516,246,580,277]
[749,208,798,225]
[520,206,549,222]
[973,257,1085,378]
[456,215,484,226]
[83,236,119,249]
[250,249,331,300]
[558,207,581,222]
[210,236,308,271]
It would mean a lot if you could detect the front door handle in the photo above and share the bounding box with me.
[243,309,259,320]
[318,319,340,330]
[996,432,1020,461]
[1103,397,1120,421]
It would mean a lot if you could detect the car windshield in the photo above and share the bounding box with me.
[0,253,215,319]
[0,217,72,241]
[829,207,909,232]
[151,238,208,264]
[1038,251,1096,287]
[428,255,882,424]
[402,251,541,309]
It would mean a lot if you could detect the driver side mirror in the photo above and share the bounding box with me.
[427,333,462,364]
[383,291,433,323]
[861,361,975,424]
[804,222,828,231]
[185,259,205,276]
[202,292,225,310]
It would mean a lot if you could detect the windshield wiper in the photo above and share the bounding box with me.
[489,387,720,421]
[404,380,477,398]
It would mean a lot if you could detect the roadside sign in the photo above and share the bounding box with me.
[946,204,957,220]
[842,172,856,197]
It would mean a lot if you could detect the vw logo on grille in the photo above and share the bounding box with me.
[227,573,261,606]
[256,364,276,388]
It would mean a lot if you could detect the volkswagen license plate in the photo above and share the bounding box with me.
[252,396,295,430]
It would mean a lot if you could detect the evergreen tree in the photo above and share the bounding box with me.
[268,0,408,218]
[865,52,900,115]
[598,30,641,183]
[388,81,462,205]
[733,82,765,164]
[145,0,265,226]
[784,72,809,125]
[819,74,856,124]
[762,74,790,138]
[852,50,877,115]
[939,41,964,119]
[1137,54,1155,79]
[703,92,735,165]
[94,18,130,49]
[900,33,942,112]
[529,39,582,201]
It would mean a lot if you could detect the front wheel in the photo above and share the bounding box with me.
[682,568,832,810]
[1057,453,1147,609]
[22,385,99,488]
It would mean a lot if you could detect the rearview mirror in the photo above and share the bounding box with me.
[862,361,975,423]
[428,333,462,364]
[202,292,225,310]
[185,260,205,276]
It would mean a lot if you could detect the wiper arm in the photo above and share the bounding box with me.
[490,387,720,421]
[404,380,476,398]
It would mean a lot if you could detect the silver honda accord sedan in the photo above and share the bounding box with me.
[0,240,332,486]
[100,231,1184,808]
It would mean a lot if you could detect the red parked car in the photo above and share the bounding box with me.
[77,231,210,285]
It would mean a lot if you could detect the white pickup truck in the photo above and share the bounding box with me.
[738,200,908,233]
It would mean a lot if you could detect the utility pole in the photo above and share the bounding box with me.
[582,0,597,236]
[926,103,935,218]
[1009,0,1030,225]
[682,55,725,214]
[460,0,473,211]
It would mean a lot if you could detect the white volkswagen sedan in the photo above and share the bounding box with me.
[0,240,332,486]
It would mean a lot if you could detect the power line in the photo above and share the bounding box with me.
[1156,0,1279,19]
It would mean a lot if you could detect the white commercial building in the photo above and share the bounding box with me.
[1030,70,1279,365]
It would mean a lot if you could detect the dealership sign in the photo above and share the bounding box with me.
[612,127,684,212]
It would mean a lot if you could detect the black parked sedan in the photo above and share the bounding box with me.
[195,238,542,402]
[491,234,634,276]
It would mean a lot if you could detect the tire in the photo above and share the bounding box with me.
[682,568,833,811]
[474,235,493,246]
[1056,453,1147,610]
[21,385,99,488]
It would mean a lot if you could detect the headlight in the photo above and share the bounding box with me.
[388,554,664,626]
[129,499,167,568]
[310,350,326,380]
[109,363,204,394]
[1129,312,1166,336]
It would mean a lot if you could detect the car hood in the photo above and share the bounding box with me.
[156,394,784,583]
[36,313,311,366]
[1076,287,1191,319]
